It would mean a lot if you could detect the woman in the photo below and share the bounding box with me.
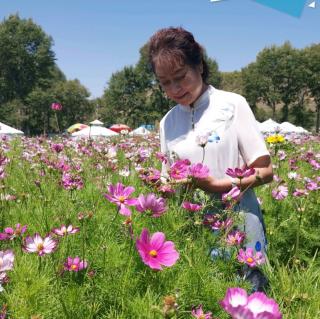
[148,27,273,291]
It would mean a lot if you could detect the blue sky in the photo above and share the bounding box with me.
[1,0,319,98]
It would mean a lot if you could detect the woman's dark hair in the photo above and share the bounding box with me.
[148,27,209,83]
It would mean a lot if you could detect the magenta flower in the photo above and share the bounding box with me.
[181,201,203,212]
[222,187,241,203]
[155,152,168,164]
[0,224,27,240]
[51,102,62,111]
[61,172,84,190]
[169,159,190,180]
[220,287,282,319]
[140,168,161,183]
[51,143,64,153]
[293,188,309,197]
[0,250,14,272]
[237,248,265,268]
[191,304,212,319]
[271,185,288,200]
[188,163,210,179]
[104,182,138,216]
[226,230,246,246]
[135,193,167,217]
[226,167,255,179]
[52,225,79,237]
[23,233,58,256]
[136,228,179,270]
[305,180,319,191]
[64,256,87,272]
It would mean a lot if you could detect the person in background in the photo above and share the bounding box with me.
[147,27,273,292]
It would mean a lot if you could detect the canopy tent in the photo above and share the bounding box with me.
[71,119,118,138]
[129,126,151,136]
[109,124,131,133]
[0,122,24,135]
[67,123,89,134]
[258,119,281,133]
[279,122,309,134]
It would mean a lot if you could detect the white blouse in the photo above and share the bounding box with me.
[160,86,269,180]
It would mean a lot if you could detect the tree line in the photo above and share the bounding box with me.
[1,14,319,134]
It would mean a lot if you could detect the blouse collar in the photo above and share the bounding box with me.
[177,85,214,112]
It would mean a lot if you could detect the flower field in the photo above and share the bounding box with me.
[0,133,319,318]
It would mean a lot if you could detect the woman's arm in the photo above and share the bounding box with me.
[195,155,273,194]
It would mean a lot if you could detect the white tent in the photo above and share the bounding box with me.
[0,122,24,135]
[258,119,281,133]
[72,119,118,138]
[279,122,309,134]
[129,126,151,136]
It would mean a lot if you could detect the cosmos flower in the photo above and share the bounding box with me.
[237,248,265,268]
[220,287,282,319]
[226,230,246,246]
[136,228,179,270]
[51,102,62,111]
[188,163,210,179]
[0,250,14,272]
[64,256,87,272]
[181,201,203,212]
[23,233,58,256]
[135,193,167,217]
[226,167,255,179]
[271,185,288,200]
[52,225,79,237]
[0,224,27,240]
[104,182,138,216]
[191,304,212,319]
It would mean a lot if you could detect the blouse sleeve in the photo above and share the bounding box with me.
[235,96,270,166]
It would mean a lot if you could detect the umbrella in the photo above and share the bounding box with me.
[109,124,131,133]
[67,123,89,134]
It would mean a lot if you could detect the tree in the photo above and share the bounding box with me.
[0,14,55,103]
[255,43,308,122]
[303,44,320,132]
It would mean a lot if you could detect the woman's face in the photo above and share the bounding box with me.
[155,61,205,107]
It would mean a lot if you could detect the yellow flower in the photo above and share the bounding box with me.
[266,134,285,144]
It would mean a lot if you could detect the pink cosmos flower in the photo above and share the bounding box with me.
[158,184,176,194]
[0,250,14,272]
[139,168,161,183]
[52,225,80,237]
[0,224,27,240]
[237,248,265,268]
[293,188,309,197]
[220,287,282,319]
[23,233,58,256]
[195,132,210,147]
[226,167,255,179]
[188,163,210,179]
[155,152,168,164]
[191,304,212,319]
[51,143,64,153]
[169,159,190,180]
[309,159,320,170]
[226,230,246,246]
[104,182,138,216]
[181,201,203,212]
[135,193,167,217]
[277,150,286,161]
[61,172,84,190]
[51,102,62,111]
[305,180,319,191]
[211,218,233,231]
[136,228,179,270]
[222,187,241,203]
[271,185,288,200]
[64,256,87,272]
